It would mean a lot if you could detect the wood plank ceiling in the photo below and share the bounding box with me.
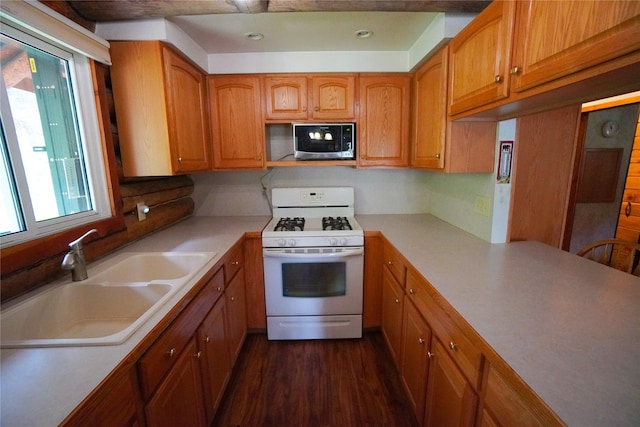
[62,0,491,21]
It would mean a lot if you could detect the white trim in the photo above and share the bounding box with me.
[0,0,111,65]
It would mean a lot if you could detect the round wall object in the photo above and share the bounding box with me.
[601,120,619,138]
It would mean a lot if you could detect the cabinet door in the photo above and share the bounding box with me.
[197,298,231,425]
[226,268,247,363]
[358,74,410,167]
[163,46,211,173]
[310,75,356,120]
[412,47,447,169]
[424,339,477,427]
[511,0,640,93]
[381,267,404,368]
[263,75,308,120]
[448,0,516,116]
[209,75,264,169]
[400,300,431,425]
[145,338,206,427]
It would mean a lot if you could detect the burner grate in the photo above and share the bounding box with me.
[322,216,353,231]
[274,217,305,232]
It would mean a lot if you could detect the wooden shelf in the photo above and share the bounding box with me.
[265,160,357,167]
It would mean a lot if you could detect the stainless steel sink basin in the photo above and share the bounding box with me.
[0,251,216,348]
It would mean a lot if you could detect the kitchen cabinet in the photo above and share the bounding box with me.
[224,243,247,363]
[263,74,356,121]
[423,339,477,427]
[381,264,405,368]
[263,75,308,120]
[412,46,497,172]
[145,338,207,427]
[448,0,515,116]
[110,41,211,176]
[510,0,640,94]
[208,75,265,169]
[358,74,410,167]
[197,276,231,425]
[400,299,431,425]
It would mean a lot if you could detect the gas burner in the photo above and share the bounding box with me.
[322,216,353,231]
[274,217,305,232]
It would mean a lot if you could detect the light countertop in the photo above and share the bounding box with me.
[2,214,638,426]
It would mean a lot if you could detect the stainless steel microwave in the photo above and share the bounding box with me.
[293,123,355,160]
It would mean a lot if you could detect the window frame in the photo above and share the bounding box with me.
[0,23,113,248]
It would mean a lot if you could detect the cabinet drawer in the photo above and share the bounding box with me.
[406,269,483,388]
[224,244,243,284]
[383,242,406,286]
[138,267,223,399]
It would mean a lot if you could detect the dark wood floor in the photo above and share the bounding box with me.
[213,332,419,427]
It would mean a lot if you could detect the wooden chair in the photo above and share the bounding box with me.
[577,239,640,277]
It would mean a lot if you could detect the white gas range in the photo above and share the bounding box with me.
[262,187,364,340]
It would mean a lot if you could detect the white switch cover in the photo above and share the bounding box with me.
[474,196,491,217]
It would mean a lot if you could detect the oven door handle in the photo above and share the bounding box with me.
[263,247,364,258]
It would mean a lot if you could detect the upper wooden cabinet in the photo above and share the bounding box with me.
[448,0,516,116]
[412,46,497,173]
[110,41,211,176]
[511,0,640,93]
[448,0,640,118]
[208,75,265,169]
[358,74,410,167]
[263,75,308,120]
[263,74,356,121]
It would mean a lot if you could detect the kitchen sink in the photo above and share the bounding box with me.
[0,252,216,348]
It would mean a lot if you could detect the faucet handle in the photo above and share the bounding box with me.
[68,228,98,251]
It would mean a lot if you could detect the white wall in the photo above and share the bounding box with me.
[192,167,430,217]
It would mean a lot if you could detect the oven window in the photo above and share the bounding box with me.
[282,262,346,297]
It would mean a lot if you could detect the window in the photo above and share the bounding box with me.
[0,24,110,248]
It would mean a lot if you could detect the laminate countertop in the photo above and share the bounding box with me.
[2,214,638,426]
[356,214,640,427]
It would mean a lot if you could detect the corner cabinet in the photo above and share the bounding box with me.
[208,75,265,169]
[110,41,211,176]
[412,46,497,172]
[358,74,410,167]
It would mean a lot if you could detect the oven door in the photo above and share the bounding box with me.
[263,247,364,316]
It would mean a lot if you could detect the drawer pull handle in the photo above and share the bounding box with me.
[626,201,632,217]
[167,348,175,358]
[449,341,457,351]
[427,351,434,359]
[418,338,425,345]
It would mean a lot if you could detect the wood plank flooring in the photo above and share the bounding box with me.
[213,332,419,427]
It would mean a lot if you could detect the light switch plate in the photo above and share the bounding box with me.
[474,196,491,217]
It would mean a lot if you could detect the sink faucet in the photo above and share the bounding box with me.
[61,229,98,281]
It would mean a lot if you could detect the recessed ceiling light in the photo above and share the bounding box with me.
[354,29,373,39]
[245,32,264,41]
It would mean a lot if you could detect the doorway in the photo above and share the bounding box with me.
[565,94,640,254]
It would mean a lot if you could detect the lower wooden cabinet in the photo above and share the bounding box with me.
[424,339,477,427]
[381,266,405,367]
[145,338,207,427]
[400,300,431,425]
[197,298,231,425]
[226,266,247,364]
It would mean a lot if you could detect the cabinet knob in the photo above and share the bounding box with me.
[194,351,202,359]
[232,260,239,266]
[216,286,223,292]
[257,155,262,161]
[418,338,425,345]
[315,106,319,111]
[204,336,210,343]
[231,296,235,302]
[167,348,175,358]
[387,260,393,265]
[394,298,400,304]
[361,155,366,160]
[409,288,415,295]
[449,341,457,351]
[435,153,440,159]
[510,66,521,75]
[494,75,503,83]
[427,351,434,359]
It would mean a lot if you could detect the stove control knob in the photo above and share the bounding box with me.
[288,239,297,247]
[277,239,287,247]
[329,238,338,246]
[340,238,348,246]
